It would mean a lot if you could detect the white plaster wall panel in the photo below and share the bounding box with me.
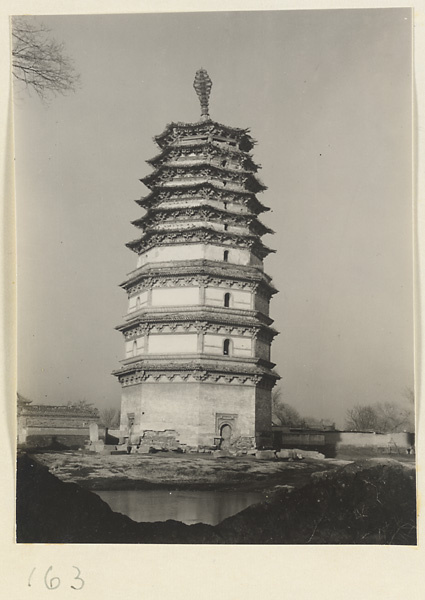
[128,291,148,312]
[204,245,251,265]
[161,177,201,187]
[169,157,203,167]
[232,289,252,309]
[148,334,198,354]
[139,291,148,306]
[160,199,202,210]
[203,334,223,354]
[203,335,252,357]
[180,137,206,145]
[154,221,208,231]
[125,340,134,358]
[151,287,199,307]
[204,287,224,307]
[125,338,145,358]
[233,337,252,357]
[225,182,244,192]
[161,176,242,192]
[160,198,249,214]
[205,245,230,263]
[191,222,250,235]
[128,296,137,311]
[137,244,205,267]
[137,244,253,266]
[220,200,249,214]
[160,199,211,210]
[227,224,250,235]
[206,222,248,234]
[226,202,248,214]
[211,156,240,170]
[204,287,251,309]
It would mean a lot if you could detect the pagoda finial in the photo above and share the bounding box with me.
[193,68,212,121]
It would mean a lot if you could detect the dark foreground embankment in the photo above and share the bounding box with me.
[16,454,416,544]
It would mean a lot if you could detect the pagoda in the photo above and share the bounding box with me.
[113,69,279,451]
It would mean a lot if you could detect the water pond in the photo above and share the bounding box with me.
[95,489,264,526]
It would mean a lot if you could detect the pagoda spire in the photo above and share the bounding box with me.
[193,68,212,121]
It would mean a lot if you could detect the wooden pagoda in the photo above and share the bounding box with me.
[113,69,279,451]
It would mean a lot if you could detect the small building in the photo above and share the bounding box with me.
[17,394,100,449]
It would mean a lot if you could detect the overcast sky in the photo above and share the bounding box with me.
[14,9,414,427]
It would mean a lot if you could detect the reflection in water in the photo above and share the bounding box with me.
[95,490,263,525]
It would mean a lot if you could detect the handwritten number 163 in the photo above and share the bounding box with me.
[28,566,84,590]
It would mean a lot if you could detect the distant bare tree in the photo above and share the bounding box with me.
[12,17,79,100]
[303,416,335,430]
[403,387,415,406]
[345,400,414,433]
[99,408,120,429]
[345,405,379,431]
[272,387,305,427]
[66,399,98,415]
[375,402,412,433]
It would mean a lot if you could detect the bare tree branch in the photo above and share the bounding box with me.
[99,408,120,429]
[345,405,379,431]
[345,399,415,433]
[12,17,80,101]
[272,387,305,427]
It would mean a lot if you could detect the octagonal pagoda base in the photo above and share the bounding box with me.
[119,379,272,450]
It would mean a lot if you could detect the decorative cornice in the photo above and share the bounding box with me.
[118,371,263,387]
[121,305,274,328]
[147,141,260,173]
[126,226,274,258]
[118,316,278,341]
[126,274,258,294]
[154,120,255,151]
[120,260,278,296]
[136,182,269,214]
[141,163,267,194]
[120,322,276,340]
[113,360,279,388]
[131,205,273,236]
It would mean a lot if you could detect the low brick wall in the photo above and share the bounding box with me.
[325,431,414,451]
[271,428,415,457]
[25,433,89,449]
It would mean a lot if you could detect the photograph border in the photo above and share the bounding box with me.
[1,1,424,598]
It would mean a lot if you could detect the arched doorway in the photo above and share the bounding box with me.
[220,423,232,450]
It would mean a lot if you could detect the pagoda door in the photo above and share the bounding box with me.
[220,424,232,450]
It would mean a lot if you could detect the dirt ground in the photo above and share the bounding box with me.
[32,449,413,493]
[17,453,417,544]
